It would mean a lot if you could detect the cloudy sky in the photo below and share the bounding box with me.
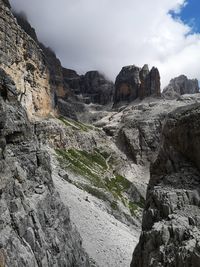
[10,0,200,88]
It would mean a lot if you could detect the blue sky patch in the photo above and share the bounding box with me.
[170,0,200,33]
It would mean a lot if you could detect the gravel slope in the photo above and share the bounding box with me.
[53,173,140,267]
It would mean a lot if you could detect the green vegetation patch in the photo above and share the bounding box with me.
[56,147,144,217]
[59,116,94,132]
[129,201,139,216]
[81,184,110,203]
[55,148,108,187]
[105,174,132,198]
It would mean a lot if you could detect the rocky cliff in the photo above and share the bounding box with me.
[131,103,200,267]
[0,0,53,118]
[162,75,199,99]
[62,69,114,105]
[13,12,70,102]
[3,1,200,266]
[0,68,90,267]
[14,11,114,109]
[114,64,161,104]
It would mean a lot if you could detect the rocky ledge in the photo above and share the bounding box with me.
[131,103,200,267]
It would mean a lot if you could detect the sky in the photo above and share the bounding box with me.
[10,0,200,88]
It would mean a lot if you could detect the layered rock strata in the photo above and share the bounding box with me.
[131,103,200,267]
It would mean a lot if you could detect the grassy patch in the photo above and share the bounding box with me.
[56,148,144,217]
[129,201,139,216]
[128,198,145,216]
[56,148,132,199]
[78,150,107,169]
[111,201,118,210]
[105,174,132,198]
[55,148,108,187]
[59,116,94,132]
[81,184,110,203]
[94,147,110,159]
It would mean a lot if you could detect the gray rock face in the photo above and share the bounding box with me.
[0,0,53,117]
[116,104,163,165]
[114,65,161,104]
[14,12,38,43]
[62,69,114,105]
[162,75,199,99]
[0,68,90,266]
[131,104,200,267]
[13,11,68,103]
[114,65,141,103]
[2,0,10,8]
[14,10,114,108]
[81,71,114,105]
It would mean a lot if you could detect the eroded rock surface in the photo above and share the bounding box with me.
[0,69,90,266]
[114,65,161,104]
[0,0,53,118]
[131,104,200,267]
[13,10,114,112]
[62,69,114,105]
[162,75,199,99]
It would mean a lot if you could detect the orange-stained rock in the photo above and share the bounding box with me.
[114,64,161,104]
[0,0,53,119]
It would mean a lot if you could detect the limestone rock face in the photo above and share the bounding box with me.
[148,67,161,97]
[114,65,161,104]
[0,68,90,267]
[131,104,200,267]
[114,65,141,103]
[14,12,38,43]
[62,68,80,96]
[40,44,66,99]
[13,12,68,103]
[139,64,150,99]
[162,75,199,99]
[2,0,10,8]
[0,0,53,118]
[81,71,114,105]
[62,69,114,105]
[11,8,114,113]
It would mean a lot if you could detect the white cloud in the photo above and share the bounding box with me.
[10,0,200,88]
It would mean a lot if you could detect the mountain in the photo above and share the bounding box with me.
[162,75,199,99]
[114,64,161,105]
[1,0,200,266]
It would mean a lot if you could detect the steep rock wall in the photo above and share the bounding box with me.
[0,0,53,118]
[131,104,200,267]
[114,64,161,104]
[0,68,90,266]
[162,75,200,99]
